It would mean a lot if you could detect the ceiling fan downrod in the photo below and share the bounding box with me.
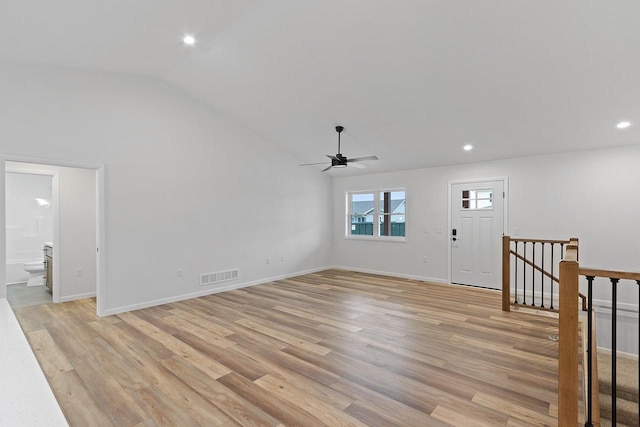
[336,125,344,155]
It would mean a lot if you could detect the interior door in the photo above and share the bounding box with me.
[451,180,504,289]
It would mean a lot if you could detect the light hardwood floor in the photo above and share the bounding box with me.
[14,269,561,426]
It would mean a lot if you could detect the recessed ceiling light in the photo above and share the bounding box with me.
[616,121,631,129]
[463,144,473,151]
[182,34,196,46]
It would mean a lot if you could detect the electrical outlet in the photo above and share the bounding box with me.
[266,257,271,264]
[176,268,183,277]
[76,268,83,277]
[422,256,428,264]
[435,226,444,234]
[513,227,520,236]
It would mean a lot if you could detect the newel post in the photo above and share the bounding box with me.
[558,244,579,427]
[502,235,511,312]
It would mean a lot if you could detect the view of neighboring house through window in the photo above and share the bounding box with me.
[461,189,493,210]
[347,189,406,238]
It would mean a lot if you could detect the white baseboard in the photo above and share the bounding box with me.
[592,298,638,318]
[100,266,331,317]
[596,346,639,361]
[331,265,449,285]
[59,291,96,303]
[507,291,640,318]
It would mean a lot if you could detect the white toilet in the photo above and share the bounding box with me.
[23,261,45,287]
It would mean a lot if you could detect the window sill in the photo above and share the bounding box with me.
[344,236,407,243]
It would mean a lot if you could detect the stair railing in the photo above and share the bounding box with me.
[579,267,640,427]
[558,243,639,426]
[502,236,577,312]
[503,236,638,425]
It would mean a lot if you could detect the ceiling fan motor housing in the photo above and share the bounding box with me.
[299,125,377,171]
[332,153,347,166]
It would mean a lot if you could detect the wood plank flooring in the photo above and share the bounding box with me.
[13,269,562,426]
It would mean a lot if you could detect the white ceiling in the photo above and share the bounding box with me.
[2,0,639,175]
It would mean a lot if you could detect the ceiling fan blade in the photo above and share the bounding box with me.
[347,155,378,162]
[321,165,333,172]
[300,162,331,166]
[349,162,367,169]
[326,154,339,161]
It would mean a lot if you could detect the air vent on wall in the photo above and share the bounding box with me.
[200,268,239,286]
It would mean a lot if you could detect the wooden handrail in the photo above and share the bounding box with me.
[579,267,640,281]
[510,249,560,283]
[578,293,587,312]
[509,237,571,244]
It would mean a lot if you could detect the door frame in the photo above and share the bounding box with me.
[0,154,106,317]
[447,176,509,286]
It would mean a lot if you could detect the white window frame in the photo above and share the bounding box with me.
[345,188,406,242]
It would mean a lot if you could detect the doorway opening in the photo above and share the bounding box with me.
[5,169,54,307]
[1,158,104,316]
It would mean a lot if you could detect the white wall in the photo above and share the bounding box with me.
[5,172,52,262]
[57,165,96,301]
[0,62,333,314]
[5,172,53,284]
[333,145,640,353]
[0,164,5,299]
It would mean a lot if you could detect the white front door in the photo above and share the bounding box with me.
[451,180,504,289]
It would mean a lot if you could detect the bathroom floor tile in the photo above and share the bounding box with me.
[7,282,52,309]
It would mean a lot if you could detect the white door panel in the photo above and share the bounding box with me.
[451,180,504,289]
[479,216,493,274]
[460,216,473,272]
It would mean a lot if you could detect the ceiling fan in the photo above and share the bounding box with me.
[300,126,378,172]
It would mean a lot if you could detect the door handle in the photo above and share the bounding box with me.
[452,228,457,241]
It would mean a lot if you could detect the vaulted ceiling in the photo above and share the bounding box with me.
[2,0,639,174]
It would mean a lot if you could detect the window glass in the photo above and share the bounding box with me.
[350,193,374,236]
[462,188,492,210]
[348,189,406,239]
[378,191,406,213]
[380,214,406,236]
